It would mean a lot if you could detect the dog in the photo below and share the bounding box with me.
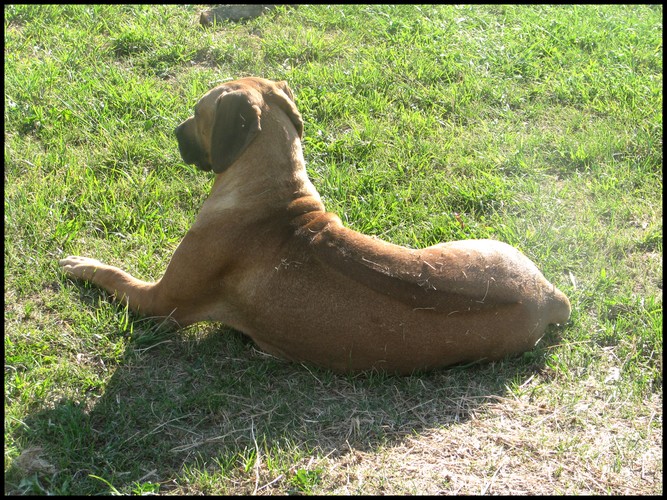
[59,77,571,375]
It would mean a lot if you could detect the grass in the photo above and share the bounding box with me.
[4,4,662,495]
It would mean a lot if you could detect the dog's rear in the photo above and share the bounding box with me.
[227,198,571,374]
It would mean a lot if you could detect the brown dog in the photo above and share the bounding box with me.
[59,77,571,375]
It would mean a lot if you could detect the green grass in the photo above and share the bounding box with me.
[5,4,662,495]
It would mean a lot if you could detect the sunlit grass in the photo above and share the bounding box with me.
[5,4,662,495]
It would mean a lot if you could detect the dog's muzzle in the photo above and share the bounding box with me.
[175,122,212,172]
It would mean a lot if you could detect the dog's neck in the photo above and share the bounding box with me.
[204,115,324,219]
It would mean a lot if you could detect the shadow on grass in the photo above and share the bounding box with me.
[7,316,563,495]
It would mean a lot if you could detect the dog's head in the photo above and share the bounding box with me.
[174,77,303,174]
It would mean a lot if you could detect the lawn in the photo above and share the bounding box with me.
[4,4,662,495]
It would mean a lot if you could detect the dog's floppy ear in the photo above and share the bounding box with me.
[210,90,262,173]
[272,80,304,139]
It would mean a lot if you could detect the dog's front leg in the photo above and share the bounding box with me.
[59,226,228,326]
[59,255,167,318]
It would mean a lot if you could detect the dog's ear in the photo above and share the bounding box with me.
[272,81,304,139]
[210,90,262,173]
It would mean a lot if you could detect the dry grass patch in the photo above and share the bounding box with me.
[317,392,662,495]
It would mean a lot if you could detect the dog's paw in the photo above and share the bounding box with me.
[59,255,104,281]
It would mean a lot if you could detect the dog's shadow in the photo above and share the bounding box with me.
[9,309,561,494]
